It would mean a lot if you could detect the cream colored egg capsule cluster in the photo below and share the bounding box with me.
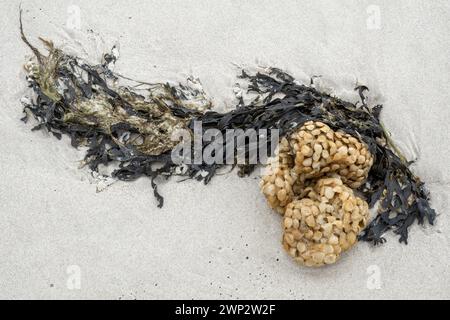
[260,121,374,267]
[282,178,369,267]
[260,137,298,214]
[260,121,373,213]
[289,121,373,189]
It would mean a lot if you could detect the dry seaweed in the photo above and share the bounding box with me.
[20,10,214,207]
[20,11,435,244]
[215,69,436,244]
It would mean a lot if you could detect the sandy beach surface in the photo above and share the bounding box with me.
[0,0,449,299]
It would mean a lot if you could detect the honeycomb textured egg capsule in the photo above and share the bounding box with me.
[289,121,374,189]
[260,121,374,214]
[260,121,374,267]
[282,178,369,267]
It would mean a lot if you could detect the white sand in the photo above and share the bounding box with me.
[0,0,449,299]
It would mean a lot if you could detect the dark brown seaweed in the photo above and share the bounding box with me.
[20,12,435,245]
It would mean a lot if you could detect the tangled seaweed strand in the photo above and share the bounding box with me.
[20,12,435,245]
[202,68,435,245]
[20,10,211,208]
